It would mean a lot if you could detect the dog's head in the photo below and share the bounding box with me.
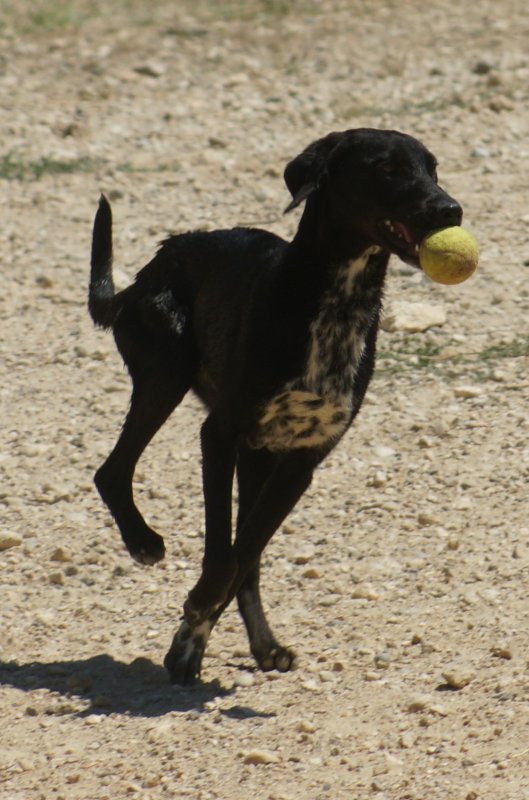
[284,128,462,266]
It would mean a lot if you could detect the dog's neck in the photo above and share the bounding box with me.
[301,248,386,399]
[288,200,391,287]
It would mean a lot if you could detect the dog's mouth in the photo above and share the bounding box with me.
[378,219,421,266]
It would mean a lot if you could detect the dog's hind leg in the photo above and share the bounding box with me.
[235,446,297,672]
[95,365,190,565]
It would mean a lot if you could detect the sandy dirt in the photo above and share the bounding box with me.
[1,1,529,798]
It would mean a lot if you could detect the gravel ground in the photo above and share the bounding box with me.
[1,1,529,798]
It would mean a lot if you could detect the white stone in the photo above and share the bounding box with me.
[381,301,446,332]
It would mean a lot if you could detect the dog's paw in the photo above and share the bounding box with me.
[164,619,212,685]
[127,529,166,565]
[255,645,297,673]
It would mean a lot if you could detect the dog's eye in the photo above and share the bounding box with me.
[376,160,395,175]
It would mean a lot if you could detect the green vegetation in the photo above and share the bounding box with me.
[377,334,529,382]
[0,0,317,35]
[0,153,180,181]
[0,153,102,181]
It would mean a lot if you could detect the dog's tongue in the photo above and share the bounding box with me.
[393,221,415,244]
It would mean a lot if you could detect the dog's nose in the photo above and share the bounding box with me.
[438,200,463,228]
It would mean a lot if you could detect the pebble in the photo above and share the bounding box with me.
[50,547,70,562]
[370,470,387,487]
[417,511,439,526]
[374,651,391,669]
[453,385,483,399]
[35,610,56,626]
[491,643,513,660]
[373,445,397,460]
[418,435,434,448]
[399,732,414,749]
[381,301,446,333]
[49,571,65,586]
[406,695,433,712]
[301,679,320,692]
[234,672,255,687]
[302,567,321,579]
[0,532,22,551]
[351,583,379,601]
[291,546,315,565]
[242,749,281,765]
[296,719,316,733]
[442,664,476,689]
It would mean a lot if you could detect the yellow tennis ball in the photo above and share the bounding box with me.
[419,227,479,285]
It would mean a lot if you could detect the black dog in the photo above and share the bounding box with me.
[89,128,462,684]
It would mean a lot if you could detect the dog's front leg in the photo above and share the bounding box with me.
[186,414,239,620]
[164,449,316,683]
[164,414,238,684]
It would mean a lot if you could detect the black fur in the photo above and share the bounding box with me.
[88,128,463,684]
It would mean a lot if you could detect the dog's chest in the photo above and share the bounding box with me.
[250,251,379,452]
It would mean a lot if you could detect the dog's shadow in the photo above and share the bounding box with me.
[0,654,272,720]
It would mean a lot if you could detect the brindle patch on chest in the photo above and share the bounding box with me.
[247,389,350,452]
[249,248,381,453]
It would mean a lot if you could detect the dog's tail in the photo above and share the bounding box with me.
[89,194,119,329]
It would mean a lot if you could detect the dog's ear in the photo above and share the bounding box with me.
[283,131,345,213]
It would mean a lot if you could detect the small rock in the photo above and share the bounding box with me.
[35,610,56,626]
[374,651,391,669]
[417,511,439,526]
[242,749,281,765]
[49,571,64,586]
[370,470,387,487]
[399,731,414,748]
[491,643,513,660]
[134,62,165,78]
[373,445,397,460]
[301,679,319,692]
[292,546,315,565]
[381,301,446,333]
[0,532,22,551]
[473,58,493,74]
[471,146,491,158]
[406,694,431,712]
[430,703,449,717]
[302,567,321,579]
[50,547,70,562]
[442,664,475,689]
[453,385,483,399]
[418,435,434,448]
[234,672,255,687]
[296,719,316,733]
[351,583,379,601]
